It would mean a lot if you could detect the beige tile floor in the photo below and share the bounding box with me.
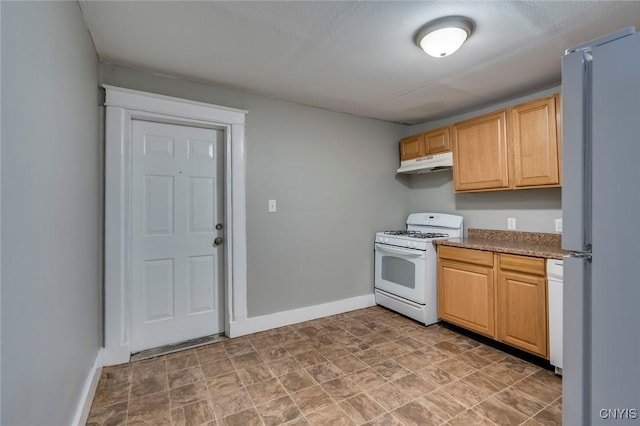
[87,306,562,425]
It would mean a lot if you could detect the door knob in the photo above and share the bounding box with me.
[213,237,223,246]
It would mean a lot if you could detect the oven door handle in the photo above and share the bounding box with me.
[375,243,424,257]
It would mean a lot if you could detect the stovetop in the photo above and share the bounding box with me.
[375,213,463,250]
[375,230,454,250]
[383,230,449,239]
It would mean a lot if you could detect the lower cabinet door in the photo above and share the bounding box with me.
[497,270,548,357]
[438,260,495,338]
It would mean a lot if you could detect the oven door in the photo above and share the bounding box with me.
[374,243,427,304]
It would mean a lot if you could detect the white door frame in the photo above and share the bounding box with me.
[102,85,248,364]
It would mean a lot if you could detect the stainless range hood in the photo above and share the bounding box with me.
[396,151,453,174]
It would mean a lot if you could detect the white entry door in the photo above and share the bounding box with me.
[130,120,224,352]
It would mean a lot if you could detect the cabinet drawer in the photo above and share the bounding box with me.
[499,254,545,276]
[438,246,493,266]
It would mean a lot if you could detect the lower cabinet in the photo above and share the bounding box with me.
[437,246,549,358]
[497,254,548,358]
[438,247,495,338]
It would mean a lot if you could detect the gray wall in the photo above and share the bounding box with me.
[403,86,562,234]
[100,64,408,317]
[1,3,101,425]
[407,170,562,233]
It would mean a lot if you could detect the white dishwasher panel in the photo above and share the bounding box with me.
[547,259,563,374]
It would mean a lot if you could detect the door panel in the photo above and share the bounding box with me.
[438,259,495,337]
[400,134,425,161]
[563,255,589,426]
[144,259,174,321]
[189,177,215,234]
[144,134,174,158]
[188,255,216,314]
[131,120,224,352]
[511,96,560,187]
[497,270,547,357]
[144,175,174,235]
[561,51,590,252]
[188,138,215,160]
[452,110,509,191]
[374,247,426,303]
[590,32,640,421]
[424,127,450,154]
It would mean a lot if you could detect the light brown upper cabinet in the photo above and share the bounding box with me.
[452,110,510,192]
[399,134,424,161]
[452,94,562,192]
[424,127,450,154]
[399,126,450,162]
[511,95,562,187]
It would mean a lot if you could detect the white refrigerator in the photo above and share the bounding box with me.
[562,27,640,424]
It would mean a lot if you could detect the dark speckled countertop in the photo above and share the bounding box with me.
[434,228,567,260]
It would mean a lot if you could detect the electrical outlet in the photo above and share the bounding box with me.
[268,199,277,212]
[555,219,563,233]
[507,218,516,230]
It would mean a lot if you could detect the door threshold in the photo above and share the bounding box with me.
[130,333,228,362]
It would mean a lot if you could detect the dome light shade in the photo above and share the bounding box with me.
[415,17,474,58]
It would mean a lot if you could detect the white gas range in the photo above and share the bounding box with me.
[374,213,464,325]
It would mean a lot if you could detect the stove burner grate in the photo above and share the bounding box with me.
[383,230,449,239]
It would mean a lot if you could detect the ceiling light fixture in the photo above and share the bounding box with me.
[415,16,474,58]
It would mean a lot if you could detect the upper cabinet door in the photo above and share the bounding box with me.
[453,110,510,192]
[424,127,450,154]
[511,95,561,187]
[399,134,425,161]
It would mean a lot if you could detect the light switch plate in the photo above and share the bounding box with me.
[507,218,516,230]
[268,199,277,212]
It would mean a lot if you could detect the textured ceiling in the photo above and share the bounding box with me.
[80,1,640,124]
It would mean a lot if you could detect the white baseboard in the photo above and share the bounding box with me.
[71,346,131,425]
[97,346,130,367]
[71,354,102,426]
[229,293,375,337]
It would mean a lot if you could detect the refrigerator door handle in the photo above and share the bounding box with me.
[561,51,593,252]
[563,255,591,426]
